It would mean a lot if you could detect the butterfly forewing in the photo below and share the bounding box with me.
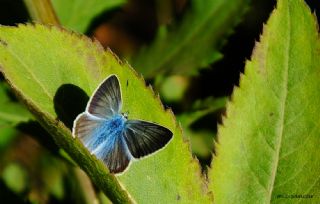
[123,120,173,159]
[87,75,122,119]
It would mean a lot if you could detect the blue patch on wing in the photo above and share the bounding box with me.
[76,114,131,173]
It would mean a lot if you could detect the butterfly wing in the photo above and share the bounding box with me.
[88,126,131,173]
[123,120,173,159]
[73,113,131,173]
[99,135,131,174]
[87,75,122,119]
[74,75,172,173]
[73,75,130,173]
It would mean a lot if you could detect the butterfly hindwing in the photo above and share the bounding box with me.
[74,113,130,173]
[123,120,173,159]
[87,75,122,119]
[101,135,131,173]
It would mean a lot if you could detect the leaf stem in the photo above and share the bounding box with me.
[23,0,60,25]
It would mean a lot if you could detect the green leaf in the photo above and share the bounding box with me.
[210,0,320,203]
[0,82,32,150]
[0,24,211,203]
[178,97,226,160]
[0,128,17,150]
[158,75,190,103]
[184,129,214,160]
[178,97,227,127]
[51,0,126,33]
[2,162,28,194]
[130,0,250,77]
[0,82,33,126]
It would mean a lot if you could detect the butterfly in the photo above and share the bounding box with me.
[72,75,173,174]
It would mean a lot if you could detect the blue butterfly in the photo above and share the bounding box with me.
[72,75,173,174]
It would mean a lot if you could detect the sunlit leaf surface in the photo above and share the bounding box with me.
[0,24,211,203]
[210,0,320,203]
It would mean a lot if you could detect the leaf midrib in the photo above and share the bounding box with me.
[6,47,54,100]
[267,4,291,202]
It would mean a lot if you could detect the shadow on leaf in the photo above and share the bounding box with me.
[54,84,89,130]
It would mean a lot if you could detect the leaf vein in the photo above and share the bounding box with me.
[267,4,291,202]
[241,139,268,190]
[280,122,317,160]
[6,48,54,100]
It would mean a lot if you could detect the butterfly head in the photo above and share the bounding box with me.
[121,112,128,120]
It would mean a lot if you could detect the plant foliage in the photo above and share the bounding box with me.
[130,0,250,77]
[210,0,320,203]
[0,24,211,203]
[51,0,126,33]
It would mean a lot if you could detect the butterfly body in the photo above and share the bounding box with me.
[73,75,173,174]
[84,114,127,156]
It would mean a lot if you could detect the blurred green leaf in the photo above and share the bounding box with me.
[26,152,67,203]
[0,82,32,127]
[159,75,190,103]
[185,129,214,160]
[98,191,112,204]
[178,97,226,127]
[0,24,211,203]
[50,174,64,200]
[2,162,28,194]
[40,155,66,200]
[0,82,32,150]
[210,0,320,203]
[130,0,250,77]
[51,0,126,33]
[178,97,226,160]
[0,128,17,150]
[61,167,98,204]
